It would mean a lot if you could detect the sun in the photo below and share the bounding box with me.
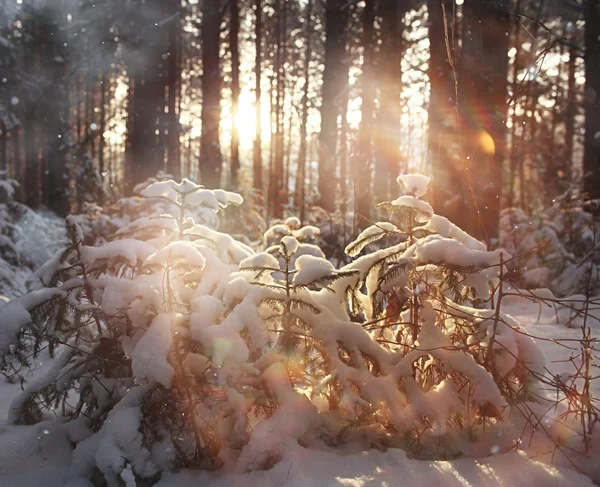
[225,89,272,150]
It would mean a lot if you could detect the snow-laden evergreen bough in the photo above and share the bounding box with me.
[0,171,66,299]
[0,175,546,484]
[499,192,600,297]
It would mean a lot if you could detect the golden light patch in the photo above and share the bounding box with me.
[478,131,495,155]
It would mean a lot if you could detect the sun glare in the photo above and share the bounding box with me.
[221,88,272,150]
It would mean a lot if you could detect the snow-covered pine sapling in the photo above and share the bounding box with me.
[240,235,358,354]
[0,174,553,478]
[263,216,322,248]
[1,214,100,378]
[0,178,257,482]
[335,174,546,451]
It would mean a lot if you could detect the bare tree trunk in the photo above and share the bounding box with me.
[96,70,106,204]
[230,0,241,187]
[354,0,376,229]
[76,73,82,145]
[507,0,522,208]
[565,42,577,171]
[124,0,169,193]
[253,0,263,192]
[11,128,20,183]
[284,106,293,200]
[269,0,286,218]
[375,0,407,202]
[295,0,313,223]
[167,0,181,180]
[427,0,461,221]
[339,88,349,208]
[457,0,509,240]
[267,74,276,218]
[549,43,564,189]
[23,12,39,208]
[583,0,600,199]
[41,8,70,216]
[199,0,223,188]
[318,0,348,212]
[0,123,6,172]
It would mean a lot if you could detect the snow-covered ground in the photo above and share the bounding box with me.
[0,295,597,487]
[504,294,600,398]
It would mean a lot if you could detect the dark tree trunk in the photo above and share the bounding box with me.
[124,0,169,194]
[548,43,564,197]
[269,0,287,218]
[457,0,509,241]
[38,6,70,216]
[565,42,577,170]
[230,0,241,187]
[99,71,106,177]
[0,122,6,172]
[22,11,39,208]
[318,0,348,212]
[507,0,522,208]
[167,0,181,180]
[200,0,223,188]
[428,0,461,222]
[253,0,263,192]
[295,0,313,223]
[584,0,600,199]
[354,0,376,229]
[268,73,276,218]
[375,0,408,202]
[339,83,350,231]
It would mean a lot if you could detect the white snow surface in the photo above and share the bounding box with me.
[131,313,175,387]
[0,296,597,485]
[155,446,593,487]
[397,173,431,198]
[293,254,335,285]
[390,195,434,221]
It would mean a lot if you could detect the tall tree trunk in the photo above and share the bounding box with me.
[230,0,241,187]
[318,0,348,212]
[584,0,600,199]
[375,0,408,202]
[76,73,82,145]
[40,6,70,216]
[124,0,169,193]
[99,71,106,177]
[565,42,577,170]
[355,0,376,229]
[22,11,39,208]
[11,128,20,184]
[199,0,223,188]
[458,0,509,241]
[295,0,313,223]
[428,0,461,222]
[507,0,522,208]
[283,105,293,199]
[253,0,263,192]
[548,43,564,197]
[0,123,6,172]
[167,0,181,180]
[339,85,350,241]
[269,0,286,218]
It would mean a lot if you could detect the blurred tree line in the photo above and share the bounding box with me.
[0,0,598,242]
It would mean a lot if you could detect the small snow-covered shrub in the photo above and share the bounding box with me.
[0,172,65,298]
[72,172,241,247]
[264,209,356,266]
[0,179,251,482]
[303,206,355,265]
[0,175,547,484]
[220,188,267,247]
[499,194,600,297]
